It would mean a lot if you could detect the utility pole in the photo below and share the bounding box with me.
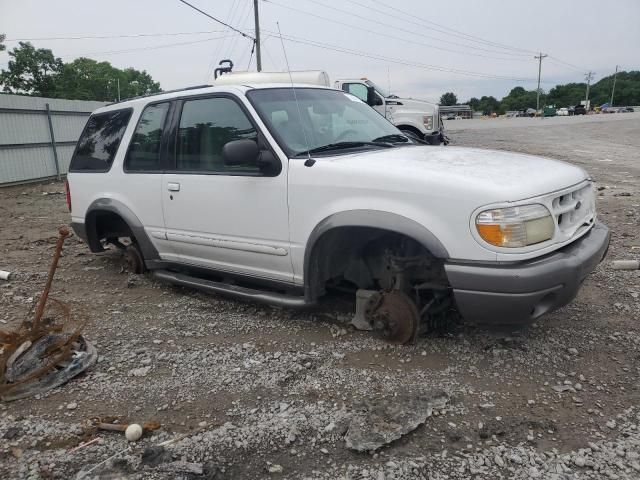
[534,53,547,114]
[610,65,619,107]
[117,78,121,102]
[253,0,262,72]
[585,71,594,110]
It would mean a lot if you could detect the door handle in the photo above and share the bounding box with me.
[167,182,181,192]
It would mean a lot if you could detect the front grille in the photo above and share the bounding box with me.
[550,184,595,241]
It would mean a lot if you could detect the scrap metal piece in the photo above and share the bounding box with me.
[345,391,449,452]
[0,226,96,402]
[1,336,97,402]
[33,226,69,331]
[370,291,419,344]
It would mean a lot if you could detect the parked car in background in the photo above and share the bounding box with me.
[525,108,537,117]
[445,113,456,120]
[573,105,587,115]
[556,107,569,116]
[543,105,556,117]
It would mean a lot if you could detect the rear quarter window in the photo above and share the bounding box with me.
[70,108,133,172]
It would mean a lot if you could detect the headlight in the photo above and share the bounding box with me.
[475,204,555,248]
[423,115,433,130]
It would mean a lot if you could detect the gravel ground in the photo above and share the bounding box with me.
[0,113,639,479]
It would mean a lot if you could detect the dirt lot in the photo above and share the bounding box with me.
[1,113,639,479]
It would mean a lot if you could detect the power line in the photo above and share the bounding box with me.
[59,35,237,59]
[207,0,243,80]
[296,0,528,57]
[261,29,544,82]
[350,0,593,76]
[264,0,532,62]
[177,0,254,40]
[547,55,588,73]
[5,31,227,42]
[366,0,537,55]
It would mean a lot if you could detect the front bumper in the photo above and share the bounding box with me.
[444,221,610,325]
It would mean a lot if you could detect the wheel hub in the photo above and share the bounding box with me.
[370,291,419,344]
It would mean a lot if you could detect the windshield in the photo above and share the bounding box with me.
[246,88,407,157]
[365,80,390,98]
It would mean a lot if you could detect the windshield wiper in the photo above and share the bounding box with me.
[296,141,393,157]
[371,134,410,144]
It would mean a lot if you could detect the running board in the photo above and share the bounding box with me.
[152,269,309,308]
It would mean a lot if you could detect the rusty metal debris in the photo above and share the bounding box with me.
[0,226,97,402]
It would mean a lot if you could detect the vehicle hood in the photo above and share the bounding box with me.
[322,145,589,203]
[390,97,438,114]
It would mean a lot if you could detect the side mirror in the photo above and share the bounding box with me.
[367,86,383,106]
[222,139,259,166]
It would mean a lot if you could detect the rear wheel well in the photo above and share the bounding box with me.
[85,210,135,252]
[305,226,447,302]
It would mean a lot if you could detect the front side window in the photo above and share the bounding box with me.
[176,97,258,173]
[125,102,169,171]
[70,109,132,171]
[247,88,409,157]
[343,83,368,103]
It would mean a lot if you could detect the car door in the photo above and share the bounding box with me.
[161,94,293,284]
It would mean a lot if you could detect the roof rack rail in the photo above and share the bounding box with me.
[106,84,212,106]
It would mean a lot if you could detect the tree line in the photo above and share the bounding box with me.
[0,40,161,101]
[440,70,640,114]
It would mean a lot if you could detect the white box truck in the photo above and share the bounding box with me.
[214,70,446,145]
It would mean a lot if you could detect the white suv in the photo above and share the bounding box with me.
[67,83,609,343]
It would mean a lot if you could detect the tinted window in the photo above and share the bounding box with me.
[125,103,170,171]
[70,109,132,171]
[176,97,258,173]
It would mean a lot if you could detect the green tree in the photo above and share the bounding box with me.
[501,86,539,111]
[55,58,161,101]
[474,95,503,115]
[546,83,585,108]
[467,97,480,111]
[439,91,458,106]
[0,42,63,96]
[0,33,6,52]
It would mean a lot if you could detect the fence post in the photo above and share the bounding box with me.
[45,103,61,180]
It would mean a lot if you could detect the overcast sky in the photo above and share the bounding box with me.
[1,0,639,102]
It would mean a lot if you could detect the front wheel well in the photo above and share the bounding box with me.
[397,125,424,137]
[305,226,448,302]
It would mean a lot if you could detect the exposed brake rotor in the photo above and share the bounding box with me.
[370,291,419,344]
[124,244,145,274]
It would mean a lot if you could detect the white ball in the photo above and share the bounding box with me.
[125,423,143,442]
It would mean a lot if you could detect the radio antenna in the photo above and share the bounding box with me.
[276,22,311,161]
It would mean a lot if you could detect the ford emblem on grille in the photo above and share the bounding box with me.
[575,201,582,210]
